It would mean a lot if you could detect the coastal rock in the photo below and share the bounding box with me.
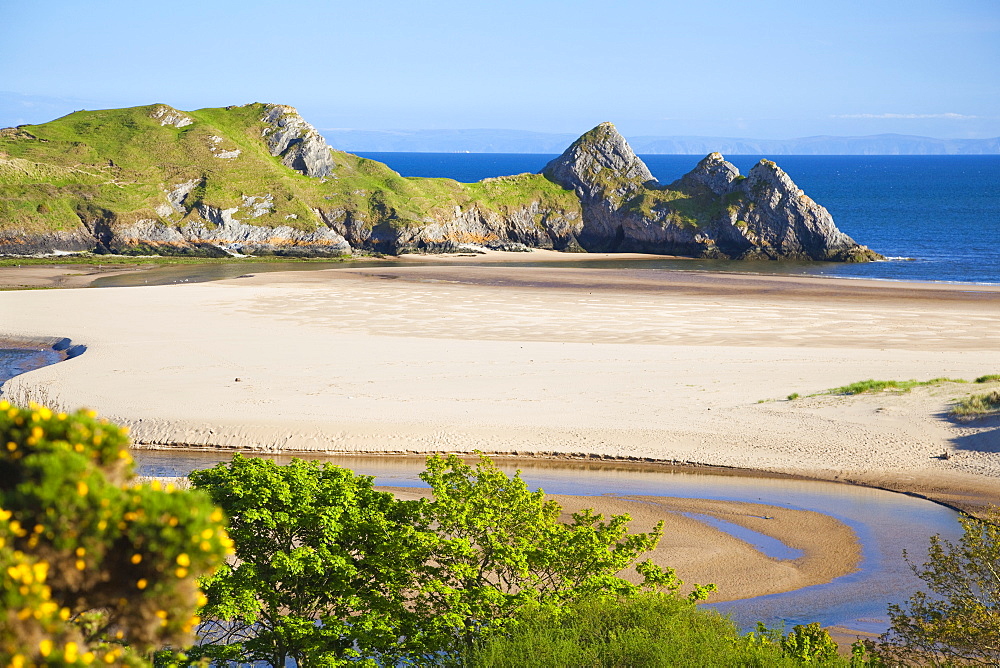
[540,123,881,261]
[680,152,741,196]
[161,179,201,216]
[0,228,95,255]
[108,206,351,257]
[316,193,583,255]
[543,122,655,204]
[542,122,657,252]
[261,105,337,178]
[721,160,880,261]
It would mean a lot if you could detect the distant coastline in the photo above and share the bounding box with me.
[324,128,1000,155]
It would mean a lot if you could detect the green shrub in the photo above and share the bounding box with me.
[975,374,1000,384]
[870,507,1000,666]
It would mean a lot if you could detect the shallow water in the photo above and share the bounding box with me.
[0,346,64,386]
[134,450,962,634]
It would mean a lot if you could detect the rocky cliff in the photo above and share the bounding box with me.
[0,105,879,262]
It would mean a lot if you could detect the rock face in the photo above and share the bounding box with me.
[261,105,337,178]
[0,104,880,262]
[316,187,583,255]
[542,124,881,261]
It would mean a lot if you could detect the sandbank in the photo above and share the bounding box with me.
[385,485,860,603]
[0,263,153,290]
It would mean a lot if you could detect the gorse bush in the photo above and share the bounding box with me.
[0,402,231,666]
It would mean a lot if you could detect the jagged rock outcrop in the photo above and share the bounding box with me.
[261,105,337,178]
[542,123,881,261]
[0,229,95,255]
[149,104,193,128]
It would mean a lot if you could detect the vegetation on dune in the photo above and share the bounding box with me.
[826,377,966,396]
[950,390,1000,418]
[463,596,853,667]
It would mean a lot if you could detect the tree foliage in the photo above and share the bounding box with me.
[870,507,1000,666]
[187,453,705,664]
[413,454,714,652]
[189,454,435,667]
[0,401,230,666]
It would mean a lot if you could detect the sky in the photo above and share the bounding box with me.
[1,0,998,139]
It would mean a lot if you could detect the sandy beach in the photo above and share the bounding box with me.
[2,250,999,620]
[2,252,997,505]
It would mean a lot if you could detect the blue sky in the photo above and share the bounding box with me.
[1,0,997,138]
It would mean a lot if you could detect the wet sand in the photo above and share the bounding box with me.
[0,263,154,290]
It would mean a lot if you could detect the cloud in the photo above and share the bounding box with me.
[832,113,977,120]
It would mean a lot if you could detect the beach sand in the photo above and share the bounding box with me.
[2,251,996,506]
[2,250,998,622]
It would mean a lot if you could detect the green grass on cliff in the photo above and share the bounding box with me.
[0,103,580,242]
[625,181,745,229]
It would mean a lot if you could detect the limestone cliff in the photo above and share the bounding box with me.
[0,105,879,262]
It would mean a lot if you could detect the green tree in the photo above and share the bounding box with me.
[0,401,231,666]
[870,507,1000,666]
[188,454,434,667]
[413,454,715,653]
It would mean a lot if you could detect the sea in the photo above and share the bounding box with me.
[357,153,1000,285]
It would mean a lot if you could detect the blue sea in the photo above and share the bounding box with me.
[357,153,1000,285]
